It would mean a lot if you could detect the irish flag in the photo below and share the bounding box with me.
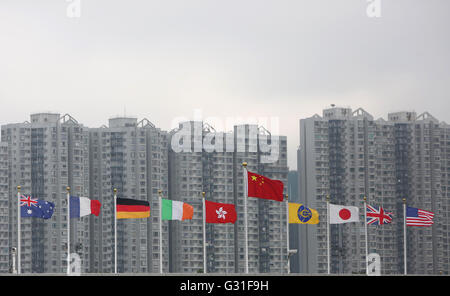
[161,199,193,221]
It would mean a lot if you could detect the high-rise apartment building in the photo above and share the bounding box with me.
[169,121,289,273]
[88,117,169,273]
[298,106,450,275]
[0,142,9,272]
[1,113,89,273]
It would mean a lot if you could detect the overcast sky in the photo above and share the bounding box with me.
[1,0,449,169]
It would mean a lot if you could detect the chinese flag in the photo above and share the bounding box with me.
[246,171,284,202]
[205,200,237,224]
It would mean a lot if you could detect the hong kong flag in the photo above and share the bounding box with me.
[205,200,237,224]
[246,171,284,202]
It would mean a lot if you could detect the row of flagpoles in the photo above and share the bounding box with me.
[14,161,436,275]
[13,162,287,275]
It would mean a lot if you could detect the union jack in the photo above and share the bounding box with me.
[366,204,393,225]
[20,195,38,207]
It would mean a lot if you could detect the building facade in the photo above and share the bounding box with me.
[88,117,169,273]
[169,121,289,273]
[298,107,450,275]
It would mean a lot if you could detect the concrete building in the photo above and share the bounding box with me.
[0,142,9,272]
[88,117,169,273]
[298,106,450,275]
[168,121,289,273]
[1,113,89,273]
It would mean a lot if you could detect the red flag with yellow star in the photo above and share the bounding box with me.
[246,171,284,202]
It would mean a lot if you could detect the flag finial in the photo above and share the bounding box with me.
[285,194,288,201]
[17,185,21,192]
[402,198,406,204]
[363,196,367,202]
[242,162,247,167]
[202,192,205,198]
[66,186,70,192]
[113,188,117,193]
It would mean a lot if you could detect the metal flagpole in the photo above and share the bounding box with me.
[67,186,71,275]
[285,194,290,274]
[326,194,330,275]
[17,185,21,274]
[363,196,368,275]
[403,198,407,275]
[158,190,163,274]
[242,162,249,274]
[202,192,207,274]
[114,188,117,274]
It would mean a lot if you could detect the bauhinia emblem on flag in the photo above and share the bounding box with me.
[162,199,193,221]
[116,198,150,219]
[70,196,101,218]
[406,206,434,227]
[205,200,237,224]
[20,195,55,219]
[288,202,319,224]
[329,203,359,224]
[366,204,393,225]
[246,170,284,202]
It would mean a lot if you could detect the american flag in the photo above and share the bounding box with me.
[366,204,393,225]
[406,206,434,227]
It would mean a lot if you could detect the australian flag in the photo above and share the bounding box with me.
[20,195,55,219]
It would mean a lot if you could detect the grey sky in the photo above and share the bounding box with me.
[1,0,449,169]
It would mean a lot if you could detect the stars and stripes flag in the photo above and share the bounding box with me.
[406,206,434,227]
[366,204,393,225]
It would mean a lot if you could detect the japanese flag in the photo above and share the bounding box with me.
[329,204,359,224]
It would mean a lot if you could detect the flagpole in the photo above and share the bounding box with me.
[363,196,368,275]
[403,198,407,275]
[242,162,249,274]
[158,189,163,274]
[17,185,21,274]
[114,188,117,274]
[326,194,330,275]
[67,186,71,275]
[202,192,207,274]
[285,194,290,274]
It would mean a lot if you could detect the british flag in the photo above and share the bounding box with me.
[366,204,393,225]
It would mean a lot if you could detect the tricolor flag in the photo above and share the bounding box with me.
[406,206,434,227]
[246,170,284,202]
[162,199,193,221]
[70,196,101,218]
[288,202,319,224]
[116,198,150,219]
[205,200,237,224]
[329,203,359,224]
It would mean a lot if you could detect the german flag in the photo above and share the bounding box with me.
[116,198,150,219]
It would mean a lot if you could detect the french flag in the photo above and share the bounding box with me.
[70,196,101,218]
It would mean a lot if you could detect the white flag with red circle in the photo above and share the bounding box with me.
[329,204,359,224]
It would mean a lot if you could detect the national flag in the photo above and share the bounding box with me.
[246,170,284,202]
[116,198,150,219]
[20,195,55,219]
[329,203,359,224]
[366,204,393,225]
[70,196,101,218]
[406,206,434,227]
[205,200,237,224]
[288,202,319,224]
[162,199,193,221]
